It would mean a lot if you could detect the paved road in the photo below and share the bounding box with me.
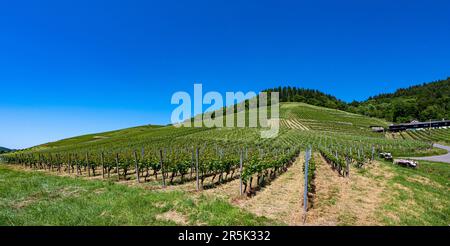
[409,143,450,164]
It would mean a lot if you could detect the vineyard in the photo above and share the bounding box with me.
[280,102,388,137]
[0,102,446,225]
[389,128,450,145]
[0,103,431,192]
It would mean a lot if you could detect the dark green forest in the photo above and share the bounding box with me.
[348,78,450,123]
[266,77,450,123]
[0,147,12,154]
[264,86,348,110]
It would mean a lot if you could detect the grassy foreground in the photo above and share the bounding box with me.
[376,160,450,225]
[391,147,448,157]
[1,156,448,226]
[0,165,274,226]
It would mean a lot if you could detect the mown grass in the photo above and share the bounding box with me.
[391,147,448,157]
[0,165,274,226]
[377,160,450,225]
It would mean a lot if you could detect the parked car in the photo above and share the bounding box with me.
[379,152,393,161]
[393,159,418,168]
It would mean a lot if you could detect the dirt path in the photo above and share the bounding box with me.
[305,154,392,225]
[204,153,305,225]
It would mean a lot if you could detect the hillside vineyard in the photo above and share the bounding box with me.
[1,103,432,195]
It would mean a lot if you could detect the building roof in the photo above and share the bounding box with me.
[392,120,450,127]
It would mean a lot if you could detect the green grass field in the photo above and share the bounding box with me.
[0,165,274,226]
[377,160,449,225]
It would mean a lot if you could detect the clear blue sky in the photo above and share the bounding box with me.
[1,0,449,149]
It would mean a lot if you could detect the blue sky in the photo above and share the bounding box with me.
[0,0,449,149]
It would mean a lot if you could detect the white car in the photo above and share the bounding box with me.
[393,159,418,168]
[379,152,393,161]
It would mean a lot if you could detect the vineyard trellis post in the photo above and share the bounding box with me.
[76,155,80,176]
[101,152,105,179]
[196,147,199,191]
[303,147,311,222]
[115,153,120,181]
[134,150,140,183]
[160,149,166,188]
[191,147,195,179]
[371,145,375,161]
[239,149,243,196]
[141,148,145,181]
[346,156,350,177]
[86,153,91,177]
[67,154,71,175]
[57,154,61,173]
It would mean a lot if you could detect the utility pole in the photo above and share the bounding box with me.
[429,119,432,136]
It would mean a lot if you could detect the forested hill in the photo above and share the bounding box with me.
[263,87,348,110]
[347,77,450,123]
[0,147,11,154]
[265,77,450,123]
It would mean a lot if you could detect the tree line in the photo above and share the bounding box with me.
[348,77,450,123]
[265,77,450,123]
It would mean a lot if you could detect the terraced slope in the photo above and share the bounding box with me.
[391,128,450,145]
[38,125,165,149]
[280,102,388,137]
[20,102,389,153]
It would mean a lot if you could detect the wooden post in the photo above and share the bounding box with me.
[371,146,375,161]
[196,148,200,191]
[160,149,166,188]
[134,150,140,183]
[346,156,350,177]
[68,154,71,174]
[191,147,195,179]
[57,154,61,173]
[239,149,243,196]
[141,148,146,180]
[86,153,90,177]
[101,152,105,179]
[76,155,80,175]
[303,147,310,222]
[429,119,431,133]
[115,153,120,181]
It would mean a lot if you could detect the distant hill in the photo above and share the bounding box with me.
[16,101,387,155]
[6,78,448,153]
[264,86,348,110]
[0,147,12,154]
[37,124,164,149]
[265,78,450,123]
[348,77,450,123]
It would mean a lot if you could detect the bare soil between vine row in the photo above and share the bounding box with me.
[202,153,393,225]
[305,155,391,225]
[4,153,394,225]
